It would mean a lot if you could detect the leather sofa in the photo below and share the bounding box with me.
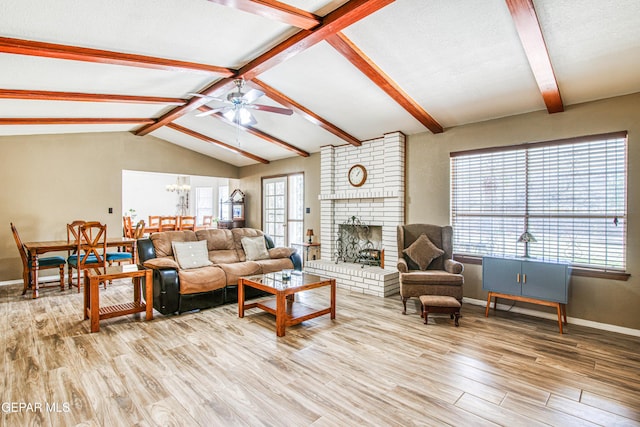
[137,227,302,314]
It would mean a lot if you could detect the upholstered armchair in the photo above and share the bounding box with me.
[397,224,464,314]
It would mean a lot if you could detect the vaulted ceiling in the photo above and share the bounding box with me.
[1,0,639,167]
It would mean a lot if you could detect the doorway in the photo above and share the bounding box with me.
[262,173,303,247]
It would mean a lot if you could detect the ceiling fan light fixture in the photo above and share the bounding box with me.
[238,108,253,125]
[223,108,236,123]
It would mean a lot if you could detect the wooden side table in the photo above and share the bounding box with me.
[291,242,321,267]
[83,265,153,333]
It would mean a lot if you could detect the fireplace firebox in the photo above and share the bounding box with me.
[335,216,383,267]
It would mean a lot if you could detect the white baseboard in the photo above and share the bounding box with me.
[463,297,640,338]
[0,276,71,287]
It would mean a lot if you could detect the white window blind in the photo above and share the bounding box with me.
[450,132,627,271]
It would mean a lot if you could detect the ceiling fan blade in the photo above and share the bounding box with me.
[241,88,264,104]
[189,93,227,103]
[195,106,230,117]
[247,104,294,116]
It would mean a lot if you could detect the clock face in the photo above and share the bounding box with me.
[348,164,367,187]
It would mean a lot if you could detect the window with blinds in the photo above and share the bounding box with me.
[450,131,627,271]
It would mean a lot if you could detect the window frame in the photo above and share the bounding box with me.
[450,131,629,281]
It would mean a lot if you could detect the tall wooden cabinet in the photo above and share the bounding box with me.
[482,256,570,333]
[218,189,245,229]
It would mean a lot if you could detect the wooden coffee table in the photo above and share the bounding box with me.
[238,271,336,337]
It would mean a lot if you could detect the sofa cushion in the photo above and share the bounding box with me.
[208,249,240,264]
[403,233,444,270]
[172,240,213,270]
[150,230,197,258]
[178,266,226,294]
[268,247,296,259]
[143,257,180,270]
[218,262,262,286]
[241,236,270,261]
[196,228,234,250]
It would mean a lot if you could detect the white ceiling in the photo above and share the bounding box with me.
[1,0,639,167]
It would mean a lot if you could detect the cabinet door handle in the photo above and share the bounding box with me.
[516,273,521,283]
[523,274,527,284]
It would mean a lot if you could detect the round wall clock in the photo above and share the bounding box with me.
[348,164,367,187]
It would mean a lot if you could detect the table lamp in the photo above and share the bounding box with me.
[306,229,314,243]
[517,231,537,258]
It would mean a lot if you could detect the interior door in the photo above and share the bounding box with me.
[263,177,287,247]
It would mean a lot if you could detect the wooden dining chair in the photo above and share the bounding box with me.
[159,216,177,231]
[178,215,196,231]
[133,220,146,239]
[11,222,66,294]
[202,215,213,228]
[67,221,108,292]
[123,216,134,238]
[66,220,86,289]
[148,215,160,229]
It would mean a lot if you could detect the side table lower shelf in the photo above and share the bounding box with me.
[484,291,568,334]
[84,265,153,333]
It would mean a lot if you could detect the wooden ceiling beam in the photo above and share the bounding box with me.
[251,79,361,146]
[135,0,394,136]
[326,32,443,134]
[0,36,235,76]
[167,123,270,164]
[207,0,320,29]
[0,118,154,125]
[0,89,186,105]
[505,0,563,113]
[237,0,394,81]
[197,106,310,157]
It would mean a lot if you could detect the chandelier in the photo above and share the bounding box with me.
[166,176,191,215]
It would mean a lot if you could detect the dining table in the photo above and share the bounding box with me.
[22,237,137,299]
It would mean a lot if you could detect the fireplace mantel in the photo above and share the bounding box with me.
[318,189,400,201]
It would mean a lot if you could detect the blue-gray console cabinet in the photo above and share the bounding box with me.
[482,256,570,333]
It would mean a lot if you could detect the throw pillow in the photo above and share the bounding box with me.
[402,233,444,270]
[171,240,212,270]
[241,236,270,261]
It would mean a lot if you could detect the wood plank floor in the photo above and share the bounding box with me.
[1,279,639,426]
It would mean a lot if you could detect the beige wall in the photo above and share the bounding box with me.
[3,93,638,330]
[1,131,238,281]
[239,153,321,234]
[406,92,640,330]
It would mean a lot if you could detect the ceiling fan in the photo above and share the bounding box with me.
[191,78,293,126]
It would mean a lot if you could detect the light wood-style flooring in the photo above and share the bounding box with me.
[1,279,639,426]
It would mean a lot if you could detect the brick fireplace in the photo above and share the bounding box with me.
[305,132,404,297]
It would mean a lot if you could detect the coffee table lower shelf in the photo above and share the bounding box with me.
[249,298,332,325]
[239,272,336,337]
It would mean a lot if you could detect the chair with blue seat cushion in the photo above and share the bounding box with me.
[67,221,108,292]
[11,222,66,294]
[66,220,86,289]
[106,250,132,266]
